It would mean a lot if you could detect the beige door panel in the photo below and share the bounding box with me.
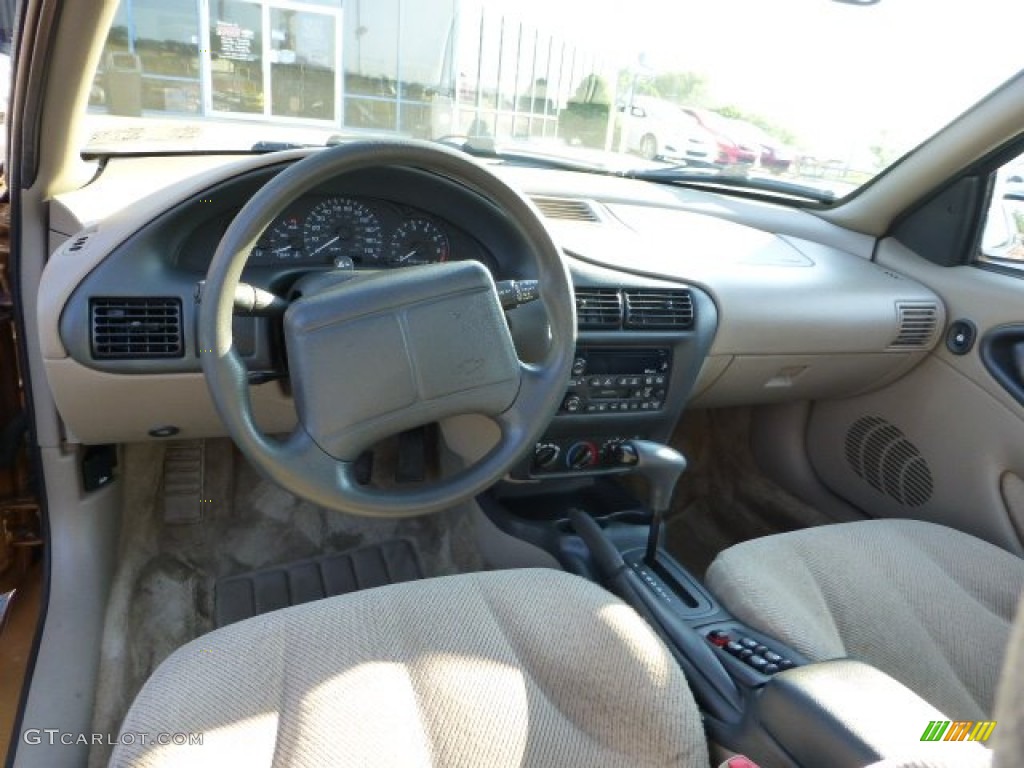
[806,236,1024,555]
[808,355,1024,555]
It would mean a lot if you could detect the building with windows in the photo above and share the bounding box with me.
[96,0,615,144]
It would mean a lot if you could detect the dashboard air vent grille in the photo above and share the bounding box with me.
[575,288,622,329]
[623,289,694,330]
[91,297,184,360]
[890,302,938,350]
[531,196,600,222]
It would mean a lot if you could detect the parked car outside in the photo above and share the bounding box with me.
[620,95,717,166]
[727,118,796,173]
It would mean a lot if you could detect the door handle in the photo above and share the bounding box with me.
[980,324,1024,407]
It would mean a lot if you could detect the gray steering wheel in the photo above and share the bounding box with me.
[199,139,576,517]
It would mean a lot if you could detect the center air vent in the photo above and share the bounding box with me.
[531,196,600,222]
[890,302,938,350]
[575,288,622,329]
[623,289,694,330]
[90,297,184,360]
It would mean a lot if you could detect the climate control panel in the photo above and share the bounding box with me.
[530,437,637,475]
[560,347,671,415]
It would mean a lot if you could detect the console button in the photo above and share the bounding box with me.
[725,641,744,655]
[739,637,758,649]
[738,649,753,660]
[747,655,768,670]
[778,659,795,671]
[754,645,769,656]
[707,630,730,647]
[764,663,780,674]
[764,651,782,663]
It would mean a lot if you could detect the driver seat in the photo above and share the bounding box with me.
[109,568,711,767]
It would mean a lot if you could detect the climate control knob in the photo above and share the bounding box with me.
[533,443,561,470]
[565,441,599,470]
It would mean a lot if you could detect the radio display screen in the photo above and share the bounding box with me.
[580,349,668,375]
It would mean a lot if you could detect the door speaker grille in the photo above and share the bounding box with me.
[844,415,933,507]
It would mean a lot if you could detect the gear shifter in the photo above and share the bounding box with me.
[615,440,687,564]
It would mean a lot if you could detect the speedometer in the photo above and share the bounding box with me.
[303,197,383,266]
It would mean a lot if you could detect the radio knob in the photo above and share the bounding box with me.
[563,395,583,413]
[571,357,587,376]
[533,443,561,469]
[565,441,598,470]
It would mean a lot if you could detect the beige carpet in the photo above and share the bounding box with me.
[658,408,835,577]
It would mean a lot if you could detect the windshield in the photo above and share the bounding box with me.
[83,0,1024,201]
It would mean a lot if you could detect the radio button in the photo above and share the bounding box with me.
[589,377,602,387]
[654,375,666,385]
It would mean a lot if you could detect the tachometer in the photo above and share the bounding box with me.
[303,197,383,265]
[387,217,450,266]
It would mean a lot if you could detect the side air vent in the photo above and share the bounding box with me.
[575,288,622,329]
[844,415,933,507]
[890,302,938,350]
[623,289,694,330]
[90,297,184,360]
[531,196,600,222]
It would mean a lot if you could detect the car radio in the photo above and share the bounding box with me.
[560,347,671,414]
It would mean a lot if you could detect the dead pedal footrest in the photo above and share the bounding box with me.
[214,539,423,627]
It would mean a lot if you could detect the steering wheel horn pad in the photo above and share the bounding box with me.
[285,261,521,462]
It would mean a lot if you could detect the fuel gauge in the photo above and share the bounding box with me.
[387,218,449,266]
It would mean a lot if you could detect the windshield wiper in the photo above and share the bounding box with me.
[625,166,837,203]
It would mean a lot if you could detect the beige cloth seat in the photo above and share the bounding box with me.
[110,568,710,768]
[706,519,1024,721]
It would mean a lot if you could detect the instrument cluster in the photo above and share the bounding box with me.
[248,194,455,269]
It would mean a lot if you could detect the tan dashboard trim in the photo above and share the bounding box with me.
[45,359,297,444]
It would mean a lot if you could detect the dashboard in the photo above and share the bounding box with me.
[40,148,945,463]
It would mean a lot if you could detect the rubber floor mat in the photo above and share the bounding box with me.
[214,538,423,627]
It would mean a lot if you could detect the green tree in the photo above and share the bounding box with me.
[715,104,797,146]
[651,71,708,106]
[616,70,707,106]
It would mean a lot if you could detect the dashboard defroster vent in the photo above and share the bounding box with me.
[890,302,938,350]
[530,196,600,222]
[90,297,184,360]
[575,288,622,329]
[623,289,694,330]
